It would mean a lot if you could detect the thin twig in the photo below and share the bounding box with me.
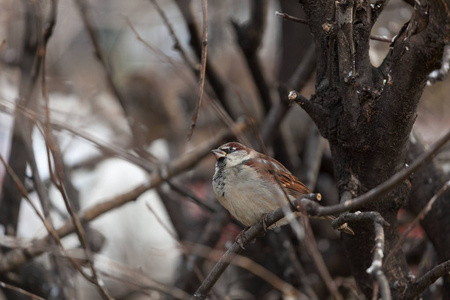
[403,260,450,299]
[232,0,273,114]
[275,11,308,24]
[174,0,234,115]
[45,133,112,299]
[275,11,393,43]
[300,127,450,217]
[283,237,319,300]
[0,155,102,286]
[0,100,155,173]
[148,0,196,74]
[74,0,141,148]
[40,1,77,296]
[188,0,208,139]
[188,243,308,299]
[167,181,215,213]
[385,180,450,266]
[0,280,45,300]
[302,217,343,300]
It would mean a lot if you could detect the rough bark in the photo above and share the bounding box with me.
[297,0,450,297]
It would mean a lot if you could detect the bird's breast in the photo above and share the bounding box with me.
[213,164,287,226]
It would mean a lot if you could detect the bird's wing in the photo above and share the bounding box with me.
[256,155,311,199]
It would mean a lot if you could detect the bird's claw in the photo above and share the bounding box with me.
[260,213,269,233]
[235,227,249,250]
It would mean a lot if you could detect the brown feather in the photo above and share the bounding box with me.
[242,152,311,199]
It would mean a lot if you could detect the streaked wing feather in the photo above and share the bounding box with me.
[257,155,310,198]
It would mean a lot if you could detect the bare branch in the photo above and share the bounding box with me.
[275,11,308,24]
[174,0,234,115]
[403,260,450,299]
[0,280,45,300]
[189,243,308,300]
[148,0,196,73]
[188,0,208,139]
[275,11,392,43]
[231,0,273,114]
[301,127,450,217]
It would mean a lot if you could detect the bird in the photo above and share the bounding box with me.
[211,142,354,234]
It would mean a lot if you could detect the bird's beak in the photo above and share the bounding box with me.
[211,149,226,160]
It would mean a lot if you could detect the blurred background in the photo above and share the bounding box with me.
[0,0,449,299]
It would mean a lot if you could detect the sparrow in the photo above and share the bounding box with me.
[212,142,354,234]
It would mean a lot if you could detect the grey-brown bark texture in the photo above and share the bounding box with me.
[296,0,450,298]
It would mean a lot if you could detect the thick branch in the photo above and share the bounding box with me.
[301,127,450,217]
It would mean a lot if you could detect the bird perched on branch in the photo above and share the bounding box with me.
[212,142,354,234]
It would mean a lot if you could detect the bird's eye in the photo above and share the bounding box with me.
[222,147,236,154]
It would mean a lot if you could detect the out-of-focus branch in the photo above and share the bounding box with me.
[189,243,308,300]
[385,180,450,266]
[74,0,124,110]
[0,280,45,300]
[74,0,146,150]
[403,260,450,300]
[149,0,196,74]
[173,207,229,295]
[427,44,450,85]
[260,43,316,147]
[231,0,273,114]
[302,217,343,300]
[0,155,108,291]
[188,0,208,139]
[173,0,234,116]
[0,0,43,234]
[406,129,450,296]
[0,121,246,273]
[44,129,112,299]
